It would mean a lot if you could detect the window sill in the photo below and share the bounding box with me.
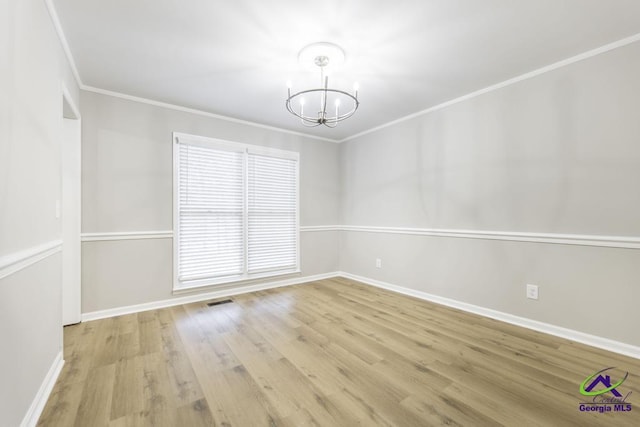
[172,269,302,295]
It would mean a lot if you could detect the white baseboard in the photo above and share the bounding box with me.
[337,272,640,360]
[20,351,64,427]
[79,269,640,359]
[81,272,340,322]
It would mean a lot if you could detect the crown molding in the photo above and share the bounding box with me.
[82,85,340,143]
[43,0,640,146]
[44,0,83,87]
[44,0,339,144]
[339,32,640,143]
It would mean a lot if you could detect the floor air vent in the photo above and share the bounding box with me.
[207,299,234,307]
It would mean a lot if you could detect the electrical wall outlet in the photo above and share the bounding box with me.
[526,284,539,300]
[375,258,382,268]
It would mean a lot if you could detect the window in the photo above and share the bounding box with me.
[173,133,299,290]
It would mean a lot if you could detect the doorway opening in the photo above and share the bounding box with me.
[62,87,81,326]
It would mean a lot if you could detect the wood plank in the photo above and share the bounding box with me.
[37,278,640,426]
[72,364,116,427]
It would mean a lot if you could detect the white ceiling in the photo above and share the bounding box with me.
[53,0,640,141]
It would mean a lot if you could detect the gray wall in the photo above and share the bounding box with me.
[339,41,640,347]
[0,0,80,425]
[80,91,340,312]
[79,36,640,349]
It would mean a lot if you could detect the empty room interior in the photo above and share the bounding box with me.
[3,0,640,426]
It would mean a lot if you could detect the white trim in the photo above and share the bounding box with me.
[300,225,341,232]
[44,0,83,87]
[172,133,301,290]
[79,226,640,250]
[81,271,340,322]
[295,153,301,279]
[20,351,64,427]
[173,134,181,295]
[339,32,640,143]
[44,0,338,144]
[43,0,640,146]
[176,269,302,291]
[81,227,339,242]
[338,272,640,360]
[340,225,640,250]
[84,86,339,143]
[174,132,300,160]
[78,269,640,359]
[61,84,81,120]
[0,240,63,280]
[81,231,173,242]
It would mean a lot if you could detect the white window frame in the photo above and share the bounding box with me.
[173,132,300,291]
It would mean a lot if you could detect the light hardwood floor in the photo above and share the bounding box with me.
[39,277,640,426]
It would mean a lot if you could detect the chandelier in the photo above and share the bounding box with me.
[286,42,359,128]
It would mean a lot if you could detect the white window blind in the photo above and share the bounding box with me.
[248,152,298,274]
[174,134,299,289]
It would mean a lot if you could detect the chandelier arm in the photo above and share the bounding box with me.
[286,88,358,126]
[335,103,359,120]
[286,100,324,126]
[285,98,318,123]
[288,89,357,105]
